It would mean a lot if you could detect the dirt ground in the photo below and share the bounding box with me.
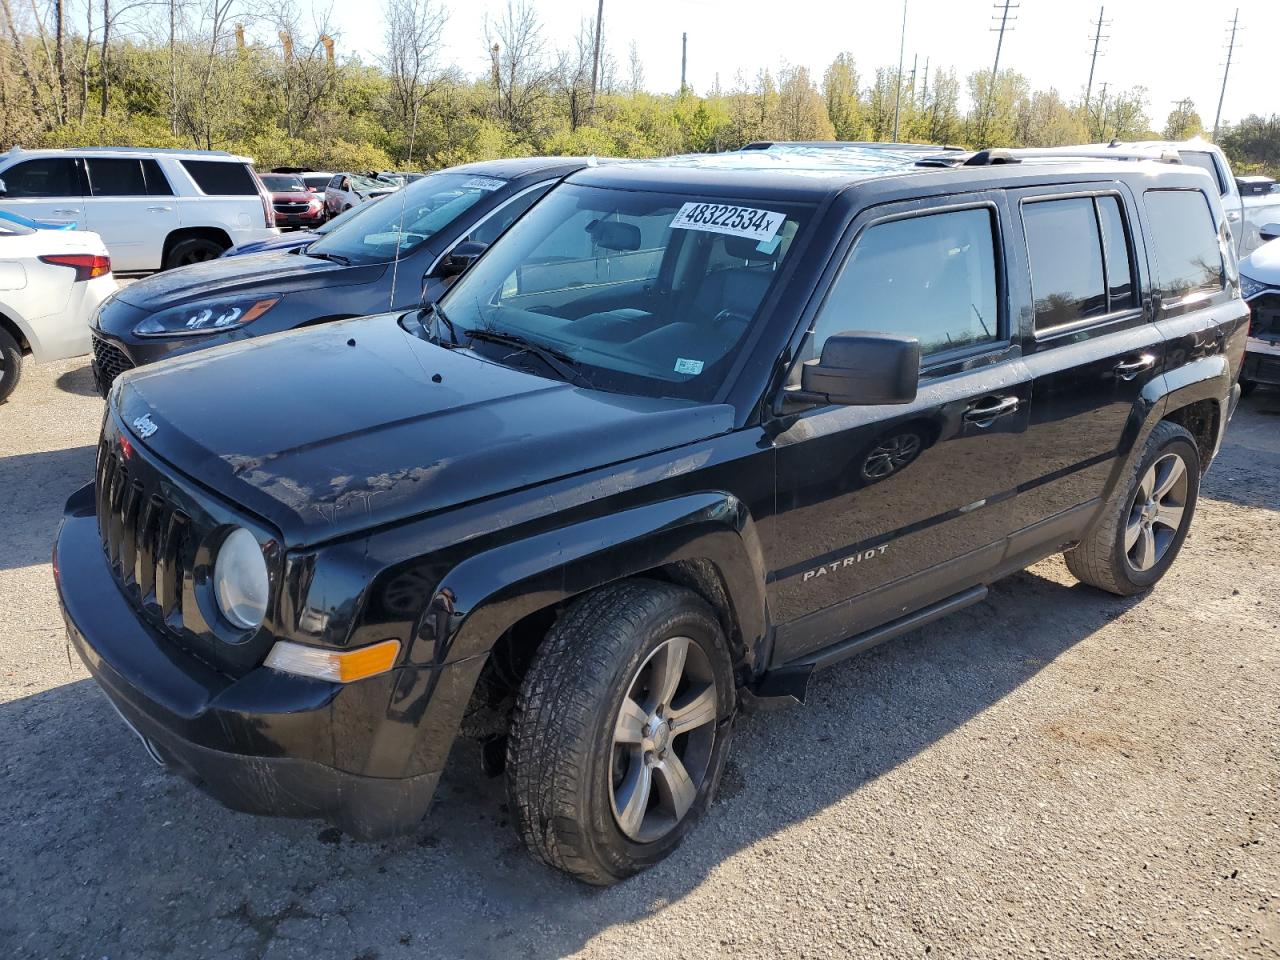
[1,354,1278,960]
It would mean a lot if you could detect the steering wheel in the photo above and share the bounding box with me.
[711,308,751,329]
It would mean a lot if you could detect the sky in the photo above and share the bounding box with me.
[313,0,1276,131]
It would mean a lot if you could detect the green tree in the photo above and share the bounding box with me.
[822,52,863,140]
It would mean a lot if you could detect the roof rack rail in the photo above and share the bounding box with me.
[963,149,1020,166]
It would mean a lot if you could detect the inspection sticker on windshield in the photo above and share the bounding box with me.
[674,358,704,375]
[669,202,785,243]
[462,177,506,191]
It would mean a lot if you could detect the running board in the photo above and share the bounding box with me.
[749,585,989,707]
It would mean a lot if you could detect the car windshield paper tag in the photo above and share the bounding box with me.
[670,202,785,243]
[462,177,505,191]
[674,358,704,375]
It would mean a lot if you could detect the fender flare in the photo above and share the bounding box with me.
[411,493,770,673]
[1127,354,1231,471]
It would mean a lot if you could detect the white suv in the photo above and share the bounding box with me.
[0,147,279,272]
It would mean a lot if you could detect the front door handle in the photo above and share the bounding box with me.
[1114,354,1156,381]
[52,208,79,215]
[963,395,1020,425]
[146,205,173,213]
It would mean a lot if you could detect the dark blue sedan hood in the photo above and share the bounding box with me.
[113,314,733,544]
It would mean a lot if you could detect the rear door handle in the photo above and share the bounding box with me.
[52,208,79,215]
[1114,354,1156,380]
[963,395,1020,425]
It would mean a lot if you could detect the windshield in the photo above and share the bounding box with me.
[308,172,507,265]
[261,174,306,192]
[438,184,811,401]
[315,198,382,235]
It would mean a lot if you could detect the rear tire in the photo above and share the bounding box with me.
[506,580,736,885]
[163,236,226,270]
[0,326,22,403]
[1065,421,1200,596]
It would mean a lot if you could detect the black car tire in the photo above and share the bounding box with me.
[506,579,736,886]
[1065,420,1201,596]
[0,325,22,403]
[164,237,226,270]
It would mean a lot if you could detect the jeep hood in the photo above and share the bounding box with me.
[113,251,386,311]
[113,314,733,545]
[1241,237,1280,287]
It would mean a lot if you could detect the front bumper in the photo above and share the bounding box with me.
[54,483,471,839]
[1243,336,1280,386]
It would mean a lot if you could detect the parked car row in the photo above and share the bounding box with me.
[44,138,1252,889]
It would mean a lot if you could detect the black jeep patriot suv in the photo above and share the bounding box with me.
[56,149,1248,885]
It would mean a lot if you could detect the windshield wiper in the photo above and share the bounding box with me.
[308,250,351,266]
[463,327,593,388]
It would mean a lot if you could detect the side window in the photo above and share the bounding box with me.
[1,158,81,198]
[1143,189,1225,308]
[328,176,342,189]
[85,158,148,196]
[141,159,174,196]
[179,160,259,196]
[813,206,999,358]
[466,185,551,245]
[1179,151,1226,196]
[1023,194,1137,333]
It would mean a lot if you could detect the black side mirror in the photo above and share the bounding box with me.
[789,331,921,406]
[434,240,488,279]
[1260,222,1280,243]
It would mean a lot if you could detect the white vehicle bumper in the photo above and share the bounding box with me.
[26,274,117,362]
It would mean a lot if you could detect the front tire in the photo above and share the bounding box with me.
[506,580,736,885]
[1065,420,1201,596]
[0,325,22,403]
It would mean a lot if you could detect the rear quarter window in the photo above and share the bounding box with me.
[179,160,260,196]
[1143,189,1225,311]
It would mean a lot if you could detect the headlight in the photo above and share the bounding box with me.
[132,297,279,337]
[213,527,269,629]
[1240,273,1268,301]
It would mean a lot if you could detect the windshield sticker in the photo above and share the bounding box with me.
[462,177,506,191]
[670,202,785,243]
[674,358,704,375]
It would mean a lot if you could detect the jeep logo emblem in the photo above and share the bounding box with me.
[132,414,158,439]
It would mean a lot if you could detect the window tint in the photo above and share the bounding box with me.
[86,158,148,196]
[1144,189,1224,306]
[179,160,259,195]
[2,158,81,197]
[1096,196,1134,308]
[141,159,173,196]
[1024,198,1107,330]
[1179,152,1226,195]
[814,207,999,358]
[465,184,551,245]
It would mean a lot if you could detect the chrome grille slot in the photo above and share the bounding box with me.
[96,439,193,633]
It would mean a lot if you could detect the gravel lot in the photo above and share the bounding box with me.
[1,353,1278,960]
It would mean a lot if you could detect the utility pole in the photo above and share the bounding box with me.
[589,0,603,119]
[919,56,929,109]
[1212,8,1239,141]
[980,0,1018,145]
[892,0,907,141]
[680,32,687,94]
[1084,5,1109,111]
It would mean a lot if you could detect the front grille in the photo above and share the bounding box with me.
[96,442,192,632]
[274,201,310,213]
[92,335,133,389]
[1248,292,1280,339]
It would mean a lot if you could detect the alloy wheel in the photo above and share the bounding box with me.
[610,636,718,843]
[1124,452,1189,572]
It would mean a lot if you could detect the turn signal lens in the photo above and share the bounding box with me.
[264,639,401,683]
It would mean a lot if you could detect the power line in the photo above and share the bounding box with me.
[979,0,1018,145]
[1212,9,1240,141]
[1084,5,1110,111]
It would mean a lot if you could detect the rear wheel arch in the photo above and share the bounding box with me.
[0,309,30,353]
[161,227,233,268]
[1162,397,1220,472]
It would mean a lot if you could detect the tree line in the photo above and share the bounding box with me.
[0,0,1275,175]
